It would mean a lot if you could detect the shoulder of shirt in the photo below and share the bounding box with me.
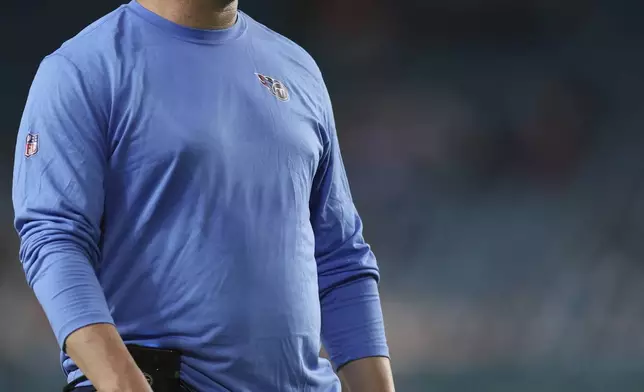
[44,5,127,71]
[242,12,325,86]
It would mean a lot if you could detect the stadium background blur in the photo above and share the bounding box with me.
[2,0,644,390]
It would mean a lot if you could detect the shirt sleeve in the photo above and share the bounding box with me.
[12,54,114,351]
[311,80,389,369]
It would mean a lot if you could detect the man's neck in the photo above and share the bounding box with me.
[136,0,238,30]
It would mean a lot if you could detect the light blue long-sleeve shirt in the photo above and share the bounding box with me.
[12,2,388,391]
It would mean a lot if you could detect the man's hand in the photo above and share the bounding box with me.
[338,356,395,392]
[65,323,152,392]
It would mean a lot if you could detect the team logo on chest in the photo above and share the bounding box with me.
[255,73,290,102]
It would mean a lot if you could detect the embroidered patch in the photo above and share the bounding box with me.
[25,133,39,158]
[256,73,290,102]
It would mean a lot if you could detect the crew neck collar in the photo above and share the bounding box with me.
[127,0,247,44]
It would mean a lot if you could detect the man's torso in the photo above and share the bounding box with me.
[58,4,339,391]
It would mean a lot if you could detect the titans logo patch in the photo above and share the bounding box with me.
[256,73,290,102]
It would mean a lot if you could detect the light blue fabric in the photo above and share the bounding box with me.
[13,2,388,390]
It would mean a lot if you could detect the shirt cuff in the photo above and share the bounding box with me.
[31,251,114,349]
[320,277,390,370]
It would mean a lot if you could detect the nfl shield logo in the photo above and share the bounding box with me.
[256,73,290,102]
[25,133,39,158]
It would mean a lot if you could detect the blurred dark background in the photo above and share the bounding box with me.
[3,0,644,391]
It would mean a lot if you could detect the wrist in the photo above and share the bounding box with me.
[338,356,395,392]
[95,363,152,392]
[99,377,152,392]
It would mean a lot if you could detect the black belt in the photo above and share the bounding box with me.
[62,345,193,392]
